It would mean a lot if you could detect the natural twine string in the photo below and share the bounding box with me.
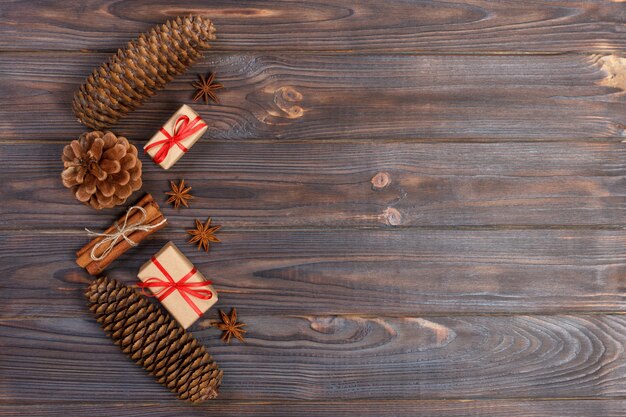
[85,206,167,261]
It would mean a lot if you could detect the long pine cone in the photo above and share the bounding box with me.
[73,15,216,129]
[85,277,223,403]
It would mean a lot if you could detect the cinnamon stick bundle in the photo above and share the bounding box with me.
[76,193,167,275]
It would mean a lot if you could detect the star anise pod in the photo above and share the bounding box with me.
[187,217,221,252]
[215,308,246,343]
[166,179,193,209]
[192,72,223,104]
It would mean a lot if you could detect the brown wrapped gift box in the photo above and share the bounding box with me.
[138,242,218,329]
[144,104,208,169]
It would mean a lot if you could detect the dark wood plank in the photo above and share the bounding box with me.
[3,141,625,229]
[1,399,625,417]
[3,1,623,411]
[3,315,626,401]
[1,0,625,53]
[1,53,625,141]
[1,229,625,318]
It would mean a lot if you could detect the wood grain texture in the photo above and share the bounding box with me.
[2,0,625,413]
[3,314,626,401]
[1,0,626,53]
[1,399,625,417]
[2,141,625,229]
[1,229,625,318]
[2,53,626,141]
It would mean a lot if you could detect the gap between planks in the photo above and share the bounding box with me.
[2,138,626,145]
[3,397,626,405]
[3,312,626,322]
[0,50,578,56]
[2,225,625,235]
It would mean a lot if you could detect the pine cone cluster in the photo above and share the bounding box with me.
[85,276,223,403]
[72,15,216,129]
[61,131,142,209]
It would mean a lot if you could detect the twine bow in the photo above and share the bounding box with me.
[144,115,206,164]
[138,256,213,317]
[85,206,167,261]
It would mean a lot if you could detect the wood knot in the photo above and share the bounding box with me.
[596,54,626,93]
[310,316,345,334]
[409,318,456,348]
[382,207,402,226]
[274,86,304,119]
[371,172,391,190]
[213,8,275,17]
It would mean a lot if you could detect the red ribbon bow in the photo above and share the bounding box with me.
[138,256,213,317]
[144,115,206,164]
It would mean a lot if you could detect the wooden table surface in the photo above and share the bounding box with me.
[1,1,625,415]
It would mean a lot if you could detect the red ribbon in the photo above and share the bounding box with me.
[144,115,206,164]
[138,256,213,317]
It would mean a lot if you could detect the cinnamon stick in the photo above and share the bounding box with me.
[85,214,167,275]
[76,193,167,275]
[76,197,159,267]
[76,193,153,261]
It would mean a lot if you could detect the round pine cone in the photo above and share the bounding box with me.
[61,131,142,209]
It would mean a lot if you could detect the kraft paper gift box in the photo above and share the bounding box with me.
[137,241,217,329]
[144,104,208,170]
